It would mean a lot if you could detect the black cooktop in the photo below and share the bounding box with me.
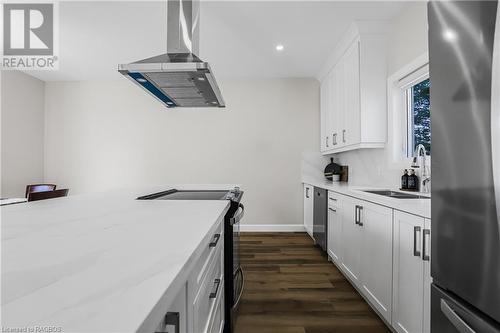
[137,189,230,200]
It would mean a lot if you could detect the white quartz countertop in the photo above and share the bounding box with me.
[303,180,431,219]
[1,185,232,332]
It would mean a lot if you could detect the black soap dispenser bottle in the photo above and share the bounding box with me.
[401,169,409,190]
[408,169,419,191]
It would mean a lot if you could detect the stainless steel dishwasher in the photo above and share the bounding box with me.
[313,187,327,252]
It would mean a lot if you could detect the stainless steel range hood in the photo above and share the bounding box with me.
[118,0,225,108]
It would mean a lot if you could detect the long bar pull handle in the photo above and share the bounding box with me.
[440,299,476,333]
[306,187,310,198]
[209,234,220,248]
[209,279,221,299]
[342,129,346,143]
[354,206,359,225]
[422,229,430,261]
[326,137,329,148]
[357,206,363,226]
[414,226,422,257]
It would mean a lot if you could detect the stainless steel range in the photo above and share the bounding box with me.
[137,187,244,333]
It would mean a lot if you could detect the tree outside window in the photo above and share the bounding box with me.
[407,78,431,156]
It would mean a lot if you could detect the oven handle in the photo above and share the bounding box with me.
[232,267,245,310]
[230,203,245,226]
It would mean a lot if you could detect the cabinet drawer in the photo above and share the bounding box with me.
[208,288,224,333]
[192,246,223,333]
[328,192,340,209]
[190,220,223,292]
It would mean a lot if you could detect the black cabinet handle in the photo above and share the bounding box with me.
[155,312,179,333]
[328,207,336,212]
[306,187,310,198]
[209,278,221,299]
[357,206,363,226]
[354,206,359,225]
[414,226,422,257]
[209,234,220,248]
[423,229,430,261]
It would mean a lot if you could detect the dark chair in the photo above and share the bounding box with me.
[28,189,69,202]
[25,184,57,198]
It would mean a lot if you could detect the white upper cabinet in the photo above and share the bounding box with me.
[319,22,388,154]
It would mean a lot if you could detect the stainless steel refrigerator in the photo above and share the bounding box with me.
[429,1,500,332]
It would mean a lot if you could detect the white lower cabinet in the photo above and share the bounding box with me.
[392,211,431,333]
[155,284,188,333]
[323,190,431,333]
[327,192,342,264]
[303,184,314,237]
[156,220,224,333]
[340,196,363,287]
[359,201,393,323]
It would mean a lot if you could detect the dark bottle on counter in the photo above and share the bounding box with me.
[401,169,409,189]
[408,169,419,191]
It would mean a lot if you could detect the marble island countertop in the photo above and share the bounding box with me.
[304,179,431,219]
[1,185,232,332]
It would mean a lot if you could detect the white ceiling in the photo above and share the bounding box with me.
[28,1,406,82]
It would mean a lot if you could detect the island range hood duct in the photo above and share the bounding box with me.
[118,0,225,108]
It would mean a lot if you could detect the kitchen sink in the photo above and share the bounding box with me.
[362,190,430,199]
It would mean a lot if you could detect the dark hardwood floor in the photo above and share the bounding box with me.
[233,232,390,333]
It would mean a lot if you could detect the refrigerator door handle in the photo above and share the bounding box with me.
[440,299,476,333]
[422,229,430,261]
[492,2,500,230]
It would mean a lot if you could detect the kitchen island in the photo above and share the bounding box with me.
[1,186,230,332]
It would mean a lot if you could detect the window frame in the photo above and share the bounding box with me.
[387,53,430,167]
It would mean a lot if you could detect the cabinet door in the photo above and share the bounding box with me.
[327,194,342,263]
[340,196,362,286]
[392,211,426,333]
[156,283,187,333]
[342,39,361,147]
[329,62,343,149]
[303,184,313,237]
[360,202,393,323]
[320,75,331,152]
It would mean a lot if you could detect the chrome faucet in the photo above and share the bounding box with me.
[412,144,431,193]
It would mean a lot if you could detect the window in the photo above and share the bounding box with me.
[388,55,430,164]
[405,78,431,156]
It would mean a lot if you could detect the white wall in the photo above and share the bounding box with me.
[44,78,319,227]
[1,71,45,197]
[332,2,428,187]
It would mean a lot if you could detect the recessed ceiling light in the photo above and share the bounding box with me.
[275,44,284,51]
[137,78,147,83]
[197,77,206,81]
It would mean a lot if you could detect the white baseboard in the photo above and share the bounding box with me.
[239,224,306,232]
